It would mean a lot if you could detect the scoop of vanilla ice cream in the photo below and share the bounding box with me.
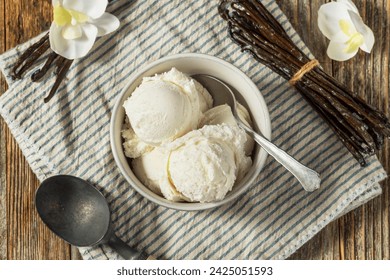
[193,79,213,113]
[195,124,252,183]
[167,138,236,202]
[200,104,255,156]
[121,118,154,158]
[159,174,191,202]
[123,79,195,146]
[123,68,213,149]
[132,147,189,202]
[131,148,167,195]
[161,67,213,113]
[159,124,252,202]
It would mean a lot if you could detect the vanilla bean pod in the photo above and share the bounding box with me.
[316,69,390,132]
[219,0,390,165]
[44,59,73,103]
[10,32,73,103]
[236,0,309,61]
[295,77,376,153]
[306,65,388,129]
[12,34,51,79]
[229,9,305,70]
[297,75,374,158]
[367,126,384,150]
[302,91,368,166]
[11,33,50,79]
[10,0,119,103]
[308,69,390,135]
[31,52,59,81]
[54,56,67,75]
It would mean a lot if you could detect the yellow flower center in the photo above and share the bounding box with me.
[339,19,364,54]
[339,19,353,36]
[53,5,89,27]
[344,33,364,53]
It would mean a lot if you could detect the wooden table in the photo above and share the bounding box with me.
[0,0,388,260]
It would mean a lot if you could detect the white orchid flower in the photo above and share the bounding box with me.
[50,0,120,60]
[318,0,374,61]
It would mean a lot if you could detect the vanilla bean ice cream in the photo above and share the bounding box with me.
[123,68,212,148]
[160,124,251,202]
[122,68,254,203]
[200,104,255,156]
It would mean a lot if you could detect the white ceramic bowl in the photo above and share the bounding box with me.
[110,53,271,211]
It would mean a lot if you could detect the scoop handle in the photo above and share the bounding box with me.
[108,234,156,260]
[237,120,321,192]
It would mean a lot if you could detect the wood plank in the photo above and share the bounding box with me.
[2,0,72,260]
[0,119,7,260]
[282,0,390,260]
[364,199,375,259]
[354,207,365,260]
[71,246,82,260]
[0,0,8,261]
[378,0,390,260]
[365,3,383,251]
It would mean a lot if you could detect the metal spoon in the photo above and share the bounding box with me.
[35,174,153,259]
[192,74,321,191]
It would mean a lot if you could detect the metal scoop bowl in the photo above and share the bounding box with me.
[35,174,154,259]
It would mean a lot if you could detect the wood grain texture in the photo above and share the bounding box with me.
[0,0,77,260]
[279,0,390,260]
[0,0,7,261]
[0,0,388,260]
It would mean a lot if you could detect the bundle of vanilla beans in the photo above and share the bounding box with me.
[219,0,390,166]
[11,32,73,103]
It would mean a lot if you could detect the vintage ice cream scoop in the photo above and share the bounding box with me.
[192,74,321,192]
[35,175,154,259]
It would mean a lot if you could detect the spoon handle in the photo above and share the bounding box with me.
[238,121,321,191]
[108,234,155,260]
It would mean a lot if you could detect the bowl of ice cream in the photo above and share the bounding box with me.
[110,53,271,211]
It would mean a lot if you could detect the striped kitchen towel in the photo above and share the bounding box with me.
[0,0,387,259]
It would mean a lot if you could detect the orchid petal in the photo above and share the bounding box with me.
[327,40,359,61]
[347,10,375,52]
[50,0,119,60]
[337,0,359,13]
[62,0,108,19]
[318,2,353,40]
[61,24,82,40]
[348,10,367,35]
[68,10,89,23]
[318,0,375,61]
[89,13,120,37]
[50,22,98,60]
[53,5,72,26]
[344,33,364,53]
[360,26,375,53]
[329,26,352,43]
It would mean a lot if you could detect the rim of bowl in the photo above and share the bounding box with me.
[110,53,271,211]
